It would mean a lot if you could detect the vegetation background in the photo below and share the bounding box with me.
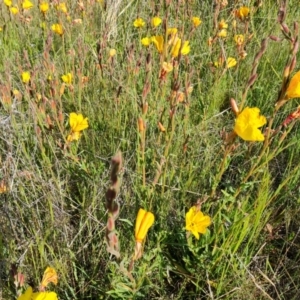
[1,0,300,299]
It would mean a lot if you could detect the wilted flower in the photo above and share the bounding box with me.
[151,35,164,53]
[0,180,8,194]
[192,16,202,27]
[22,71,30,84]
[61,73,72,84]
[22,0,33,9]
[218,19,228,29]
[17,286,58,300]
[167,27,178,35]
[236,6,250,19]
[40,267,58,290]
[162,61,173,73]
[51,23,64,35]
[135,208,155,243]
[141,37,151,46]
[151,16,162,27]
[56,2,67,13]
[185,206,211,240]
[234,107,267,141]
[285,71,300,99]
[40,2,49,13]
[10,6,19,14]
[234,34,244,46]
[133,18,145,28]
[226,57,237,68]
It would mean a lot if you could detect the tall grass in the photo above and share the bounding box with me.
[1,0,300,299]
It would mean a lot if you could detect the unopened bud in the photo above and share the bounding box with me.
[158,122,166,132]
[292,41,299,56]
[230,98,239,115]
[247,73,258,88]
[290,56,297,73]
[142,102,149,115]
[281,23,290,34]
[107,216,115,231]
[138,117,145,132]
[283,65,290,78]
[269,35,281,42]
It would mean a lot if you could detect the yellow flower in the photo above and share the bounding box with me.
[22,71,30,84]
[185,206,211,240]
[10,6,19,14]
[133,18,145,28]
[217,29,227,38]
[234,107,267,141]
[181,41,190,55]
[151,35,164,53]
[17,287,58,300]
[218,19,228,29]
[109,48,116,57]
[22,0,33,9]
[141,37,151,46]
[40,267,58,289]
[171,37,181,57]
[51,23,64,35]
[234,34,244,46]
[170,38,190,57]
[4,0,12,7]
[69,112,89,132]
[192,16,202,27]
[167,27,177,35]
[40,2,49,13]
[285,71,300,99]
[56,2,67,13]
[236,6,250,19]
[151,16,162,27]
[135,208,155,243]
[61,73,72,84]
[226,57,237,68]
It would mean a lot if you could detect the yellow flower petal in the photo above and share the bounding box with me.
[17,287,33,300]
[286,71,300,99]
[32,291,58,300]
[135,208,155,242]
[151,35,164,53]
